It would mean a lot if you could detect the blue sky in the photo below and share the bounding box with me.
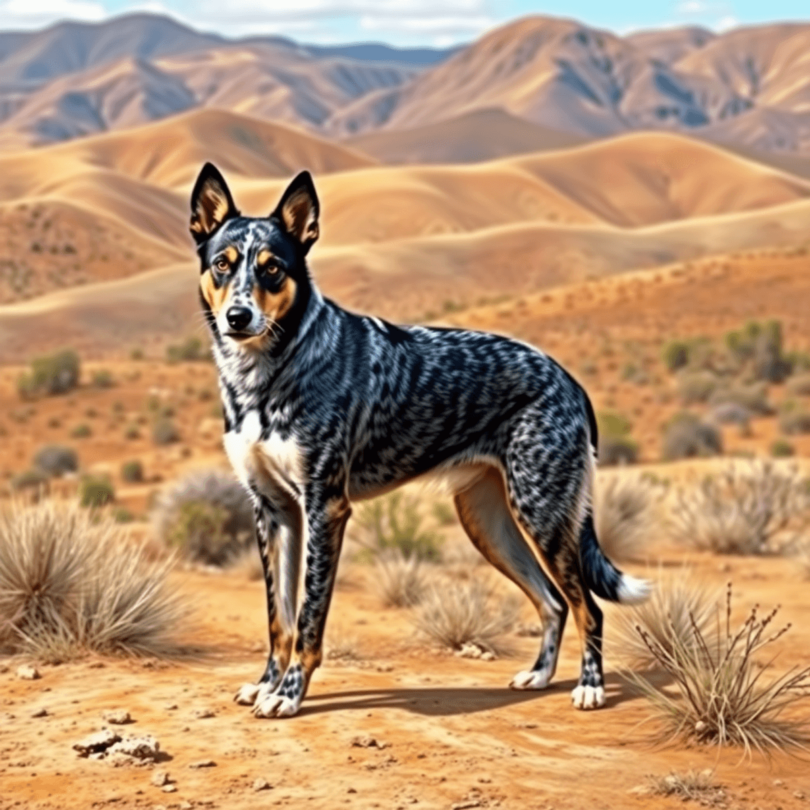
[0,0,807,45]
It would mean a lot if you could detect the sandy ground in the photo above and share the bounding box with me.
[2,545,810,810]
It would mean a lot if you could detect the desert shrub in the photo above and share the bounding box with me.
[629,585,810,753]
[709,402,750,427]
[662,412,722,461]
[33,445,78,477]
[374,550,430,607]
[120,460,144,483]
[0,501,187,661]
[166,337,210,363]
[669,461,809,555]
[662,340,690,373]
[616,572,714,669]
[152,418,180,445]
[594,473,662,561]
[130,347,144,361]
[771,439,795,458]
[17,350,80,398]
[709,382,771,416]
[677,370,719,404]
[325,631,363,662]
[779,400,810,435]
[355,493,442,561]
[752,320,790,383]
[10,469,49,494]
[787,351,810,374]
[70,423,92,439]
[412,580,518,655]
[113,507,134,524]
[91,370,115,389]
[787,372,810,396]
[124,424,141,441]
[79,476,115,508]
[635,771,724,804]
[432,501,456,527]
[152,469,253,566]
[597,411,638,466]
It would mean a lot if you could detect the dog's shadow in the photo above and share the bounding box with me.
[300,672,648,718]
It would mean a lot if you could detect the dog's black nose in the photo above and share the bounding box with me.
[226,306,253,332]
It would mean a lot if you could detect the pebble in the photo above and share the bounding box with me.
[102,710,132,725]
[151,771,171,787]
[192,708,216,719]
[31,708,48,718]
[73,729,122,756]
[16,665,40,681]
[253,778,272,791]
[162,785,177,794]
[351,735,387,749]
[108,735,160,762]
[189,760,216,769]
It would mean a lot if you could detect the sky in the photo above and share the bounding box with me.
[0,0,807,46]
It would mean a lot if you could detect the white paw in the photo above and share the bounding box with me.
[253,694,300,719]
[510,668,553,691]
[234,683,261,705]
[571,684,605,710]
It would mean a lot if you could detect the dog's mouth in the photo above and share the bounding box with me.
[224,329,269,344]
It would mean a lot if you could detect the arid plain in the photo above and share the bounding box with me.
[1,13,810,810]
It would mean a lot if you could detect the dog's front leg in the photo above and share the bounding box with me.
[253,492,350,719]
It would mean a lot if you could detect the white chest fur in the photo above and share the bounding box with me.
[223,410,306,500]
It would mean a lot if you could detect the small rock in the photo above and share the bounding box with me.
[376,664,393,673]
[108,735,160,762]
[347,788,357,794]
[192,708,215,719]
[189,760,216,769]
[480,651,496,661]
[162,785,177,794]
[31,708,48,718]
[515,622,543,638]
[773,780,784,787]
[452,802,481,810]
[179,803,193,810]
[794,792,805,800]
[88,661,105,669]
[0,663,9,674]
[351,735,387,750]
[102,710,132,725]
[151,771,171,787]
[16,665,40,681]
[253,778,272,791]
[163,704,178,711]
[73,729,122,756]
[457,643,482,660]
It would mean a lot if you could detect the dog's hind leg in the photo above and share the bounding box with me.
[454,466,568,692]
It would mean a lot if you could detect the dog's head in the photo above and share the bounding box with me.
[190,163,319,351]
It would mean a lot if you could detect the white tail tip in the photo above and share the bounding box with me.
[617,574,653,605]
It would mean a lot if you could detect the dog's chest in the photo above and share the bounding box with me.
[224,410,305,498]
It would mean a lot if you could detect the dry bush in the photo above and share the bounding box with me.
[412,580,519,656]
[594,473,663,562]
[629,584,810,754]
[228,544,264,581]
[662,412,722,461]
[0,500,188,662]
[615,571,714,670]
[677,370,720,404]
[374,550,430,607]
[325,631,363,662]
[669,461,810,555]
[355,492,442,561]
[152,469,253,566]
[634,770,725,805]
[33,445,78,477]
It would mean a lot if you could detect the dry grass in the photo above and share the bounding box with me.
[0,500,189,662]
[325,631,363,662]
[629,583,810,754]
[228,544,264,582]
[412,580,519,656]
[670,461,810,555]
[374,550,430,608]
[634,770,725,806]
[615,571,715,670]
[594,472,663,562]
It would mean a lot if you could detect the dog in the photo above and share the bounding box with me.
[190,163,650,719]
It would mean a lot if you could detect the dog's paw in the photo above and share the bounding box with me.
[234,683,261,705]
[253,693,300,719]
[571,684,605,710]
[510,668,553,691]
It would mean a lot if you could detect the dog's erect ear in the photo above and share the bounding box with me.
[272,171,319,252]
[190,162,238,244]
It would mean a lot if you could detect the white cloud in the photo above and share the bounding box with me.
[0,0,106,27]
[676,0,708,12]
[715,15,738,30]
[359,14,493,33]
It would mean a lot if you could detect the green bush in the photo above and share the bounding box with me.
[10,469,49,493]
[753,320,790,383]
[33,445,78,477]
[662,413,722,461]
[91,370,115,389]
[677,370,719,404]
[79,476,115,508]
[70,423,92,439]
[17,350,80,398]
[709,382,771,416]
[596,410,640,465]
[356,493,443,561]
[166,337,211,363]
[152,419,180,445]
[778,400,810,435]
[771,439,795,458]
[130,347,144,361]
[121,460,144,483]
[662,341,690,373]
[124,424,141,441]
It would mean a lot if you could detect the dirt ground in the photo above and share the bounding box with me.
[2,542,810,810]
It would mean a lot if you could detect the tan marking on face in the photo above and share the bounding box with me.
[256,248,273,268]
[223,245,239,265]
[199,268,230,315]
[254,276,297,322]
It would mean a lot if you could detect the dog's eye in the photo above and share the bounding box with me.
[214,257,230,273]
[259,261,280,277]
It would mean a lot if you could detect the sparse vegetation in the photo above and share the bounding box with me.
[10,469,48,494]
[0,501,188,661]
[594,473,661,562]
[771,439,795,458]
[412,580,518,655]
[79,476,115,508]
[787,372,810,396]
[669,461,809,555]
[33,445,78,477]
[17,350,80,398]
[778,400,810,435]
[151,418,180,445]
[662,412,722,461]
[596,411,639,466]
[635,770,725,805]
[152,469,253,566]
[70,423,92,439]
[662,340,690,373]
[166,337,211,363]
[374,550,430,607]
[120,460,144,483]
[629,584,810,753]
[677,370,719,404]
[356,493,443,561]
[709,381,771,416]
[91,370,115,389]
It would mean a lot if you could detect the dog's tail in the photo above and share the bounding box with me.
[580,392,652,605]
